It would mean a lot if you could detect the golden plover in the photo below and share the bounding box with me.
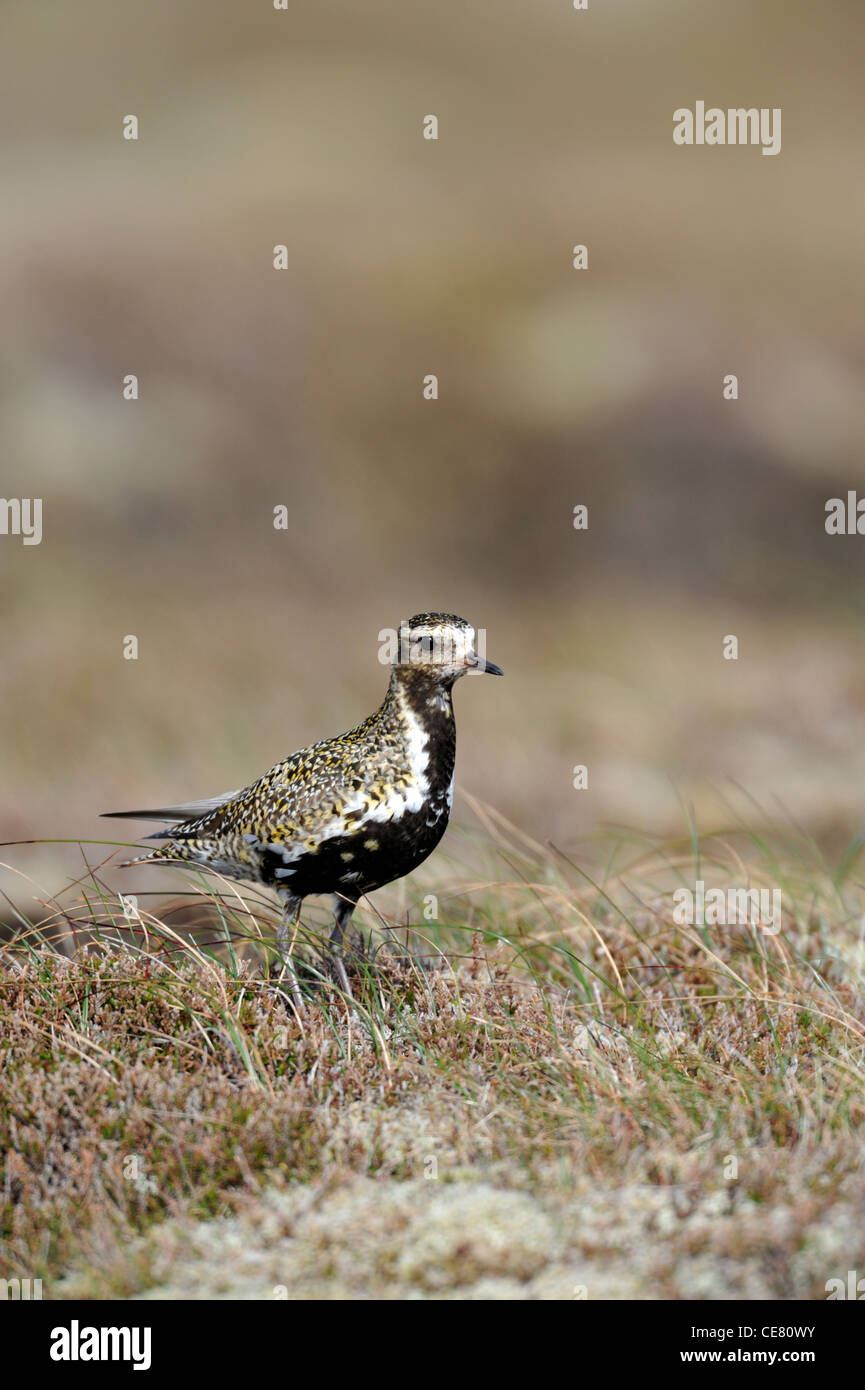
[104,613,502,998]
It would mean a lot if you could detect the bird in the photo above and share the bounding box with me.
[103,612,503,1001]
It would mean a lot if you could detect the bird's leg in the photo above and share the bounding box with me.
[276,892,304,1011]
[329,895,357,997]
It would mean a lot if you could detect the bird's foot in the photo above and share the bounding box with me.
[272,956,304,1013]
[330,950,354,1000]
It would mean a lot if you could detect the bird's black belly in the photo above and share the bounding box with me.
[260,805,450,901]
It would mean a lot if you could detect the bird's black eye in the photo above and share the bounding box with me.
[413,634,435,657]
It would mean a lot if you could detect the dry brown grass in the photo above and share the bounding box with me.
[2,821,865,1299]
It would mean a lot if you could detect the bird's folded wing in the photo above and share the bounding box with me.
[101,791,242,824]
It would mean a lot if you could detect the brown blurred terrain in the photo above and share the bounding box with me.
[2,0,865,912]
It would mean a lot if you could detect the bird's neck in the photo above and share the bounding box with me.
[382,668,457,780]
[386,666,455,717]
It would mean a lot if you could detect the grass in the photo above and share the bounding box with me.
[2,810,865,1299]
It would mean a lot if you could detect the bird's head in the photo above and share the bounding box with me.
[388,612,503,685]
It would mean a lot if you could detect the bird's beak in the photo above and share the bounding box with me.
[467,652,504,676]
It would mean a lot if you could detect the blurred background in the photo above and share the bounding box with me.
[2,0,865,910]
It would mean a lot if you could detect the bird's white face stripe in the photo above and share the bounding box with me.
[400,621,476,674]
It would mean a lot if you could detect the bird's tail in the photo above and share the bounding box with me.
[116,841,196,869]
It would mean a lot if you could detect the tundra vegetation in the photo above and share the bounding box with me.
[2,813,864,1300]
